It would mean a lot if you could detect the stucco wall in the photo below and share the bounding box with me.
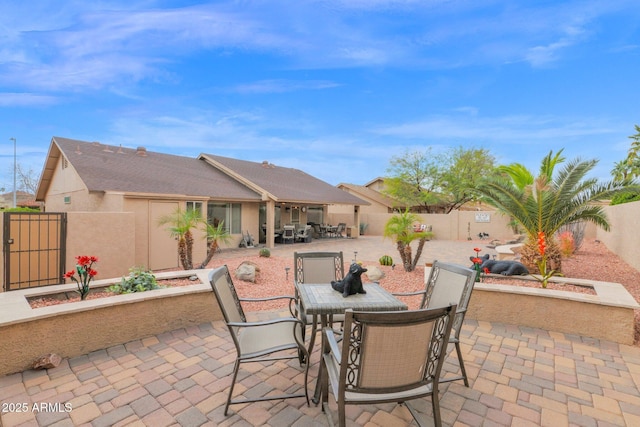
[0,287,220,376]
[467,286,636,345]
[597,200,640,272]
[359,210,515,241]
[66,212,136,280]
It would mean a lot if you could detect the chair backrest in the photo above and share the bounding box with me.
[339,306,456,395]
[421,260,477,333]
[297,225,311,237]
[209,265,246,324]
[282,225,295,239]
[294,251,344,284]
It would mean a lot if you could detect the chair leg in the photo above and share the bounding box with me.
[224,359,241,415]
[432,392,442,427]
[338,400,346,427]
[454,340,469,387]
[307,317,318,357]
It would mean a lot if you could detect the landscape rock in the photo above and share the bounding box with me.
[365,265,385,281]
[32,353,62,370]
[235,262,258,283]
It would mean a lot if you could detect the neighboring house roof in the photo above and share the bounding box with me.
[1,191,40,209]
[200,154,368,205]
[364,177,385,188]
[37,137,262,201]
[337,183,404,210]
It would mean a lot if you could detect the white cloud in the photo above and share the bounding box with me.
[0,93,58,107]
[231,79,341,94]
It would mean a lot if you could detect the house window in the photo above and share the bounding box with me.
[207,203,241,234]
[307,206,323,224]
[186,201,203,217]
[291,207,300,224]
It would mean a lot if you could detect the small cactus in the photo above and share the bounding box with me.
[259,248,271,258]
[379,255,393,266]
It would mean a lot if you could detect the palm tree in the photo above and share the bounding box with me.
[383,210,433,272]
[198,221,232,269]
[473,150,639,273]
[158,207,203,270]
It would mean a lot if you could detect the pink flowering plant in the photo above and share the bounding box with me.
[64,255,99,300]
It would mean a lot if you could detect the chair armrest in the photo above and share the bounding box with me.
[239,295,295,303]
[392,290,426,297]
[239,295,297,316]
[323,327,342,363]
[227,317,303,328]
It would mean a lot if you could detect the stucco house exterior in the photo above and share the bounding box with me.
[35,137,367,270]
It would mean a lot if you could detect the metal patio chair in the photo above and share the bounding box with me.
[393,259,477,386]
[320,305,456,427]
[293,251,345,358]
[209,265,310,415]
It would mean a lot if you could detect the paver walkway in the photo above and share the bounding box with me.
[2,237,640,426]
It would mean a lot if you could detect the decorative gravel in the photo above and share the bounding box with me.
[27,239,640,345]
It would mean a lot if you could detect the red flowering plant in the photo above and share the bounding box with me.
[471,247,484,282]
[532,232,561,288]
[64,255,99,300]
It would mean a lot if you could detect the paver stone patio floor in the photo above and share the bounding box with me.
[2,313,640,426]
[2,237,640,426]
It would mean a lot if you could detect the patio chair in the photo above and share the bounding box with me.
[293,251,344,359]
[296,224,313,243]
[282,225,296,244]
[393,260,478,386]
[208,265,310,415]
[320,305,457,427]
[331,222,347,238]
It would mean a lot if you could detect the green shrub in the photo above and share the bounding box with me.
[379,255,393,266]
[259,248,271,257]
[611,192,640,205]
[109,266,161,294]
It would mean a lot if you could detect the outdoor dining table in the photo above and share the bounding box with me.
[294,282,408,404]
[319,225,337,238]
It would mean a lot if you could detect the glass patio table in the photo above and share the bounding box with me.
[295,282,408,403]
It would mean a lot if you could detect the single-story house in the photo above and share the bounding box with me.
[36,137,367,270]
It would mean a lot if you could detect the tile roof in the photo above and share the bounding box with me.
[200,154,368,205]
[45,137,261,201]
[38,137,367,206]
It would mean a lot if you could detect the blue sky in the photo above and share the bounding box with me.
[1,0,639,192]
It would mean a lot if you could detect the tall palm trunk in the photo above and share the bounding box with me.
[185,231,194,270]
[411,237,427,271]
[198,240,220,269]
[402,243,413,272]
[178,237,189,270]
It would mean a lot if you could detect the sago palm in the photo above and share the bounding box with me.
[473,150,638,273]
[383,210,433,272]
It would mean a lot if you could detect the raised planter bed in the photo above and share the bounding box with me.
[0,269,221,376]
[469,275,638,345]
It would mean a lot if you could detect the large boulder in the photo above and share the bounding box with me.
[235,261,259,283]
[365,265,385,282]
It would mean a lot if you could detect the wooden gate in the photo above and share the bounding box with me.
[3,212,67,291]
